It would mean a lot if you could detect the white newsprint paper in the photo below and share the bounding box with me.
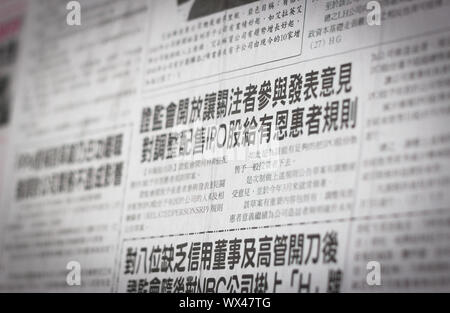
[1,0,450,292]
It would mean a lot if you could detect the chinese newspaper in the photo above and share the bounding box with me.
[0,0,450,294]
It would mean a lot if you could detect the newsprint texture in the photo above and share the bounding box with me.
[1,0,450,293]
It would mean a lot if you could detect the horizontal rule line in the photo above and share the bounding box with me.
[122,207,449,241]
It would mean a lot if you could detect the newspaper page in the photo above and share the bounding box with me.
[0,0,450,293]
